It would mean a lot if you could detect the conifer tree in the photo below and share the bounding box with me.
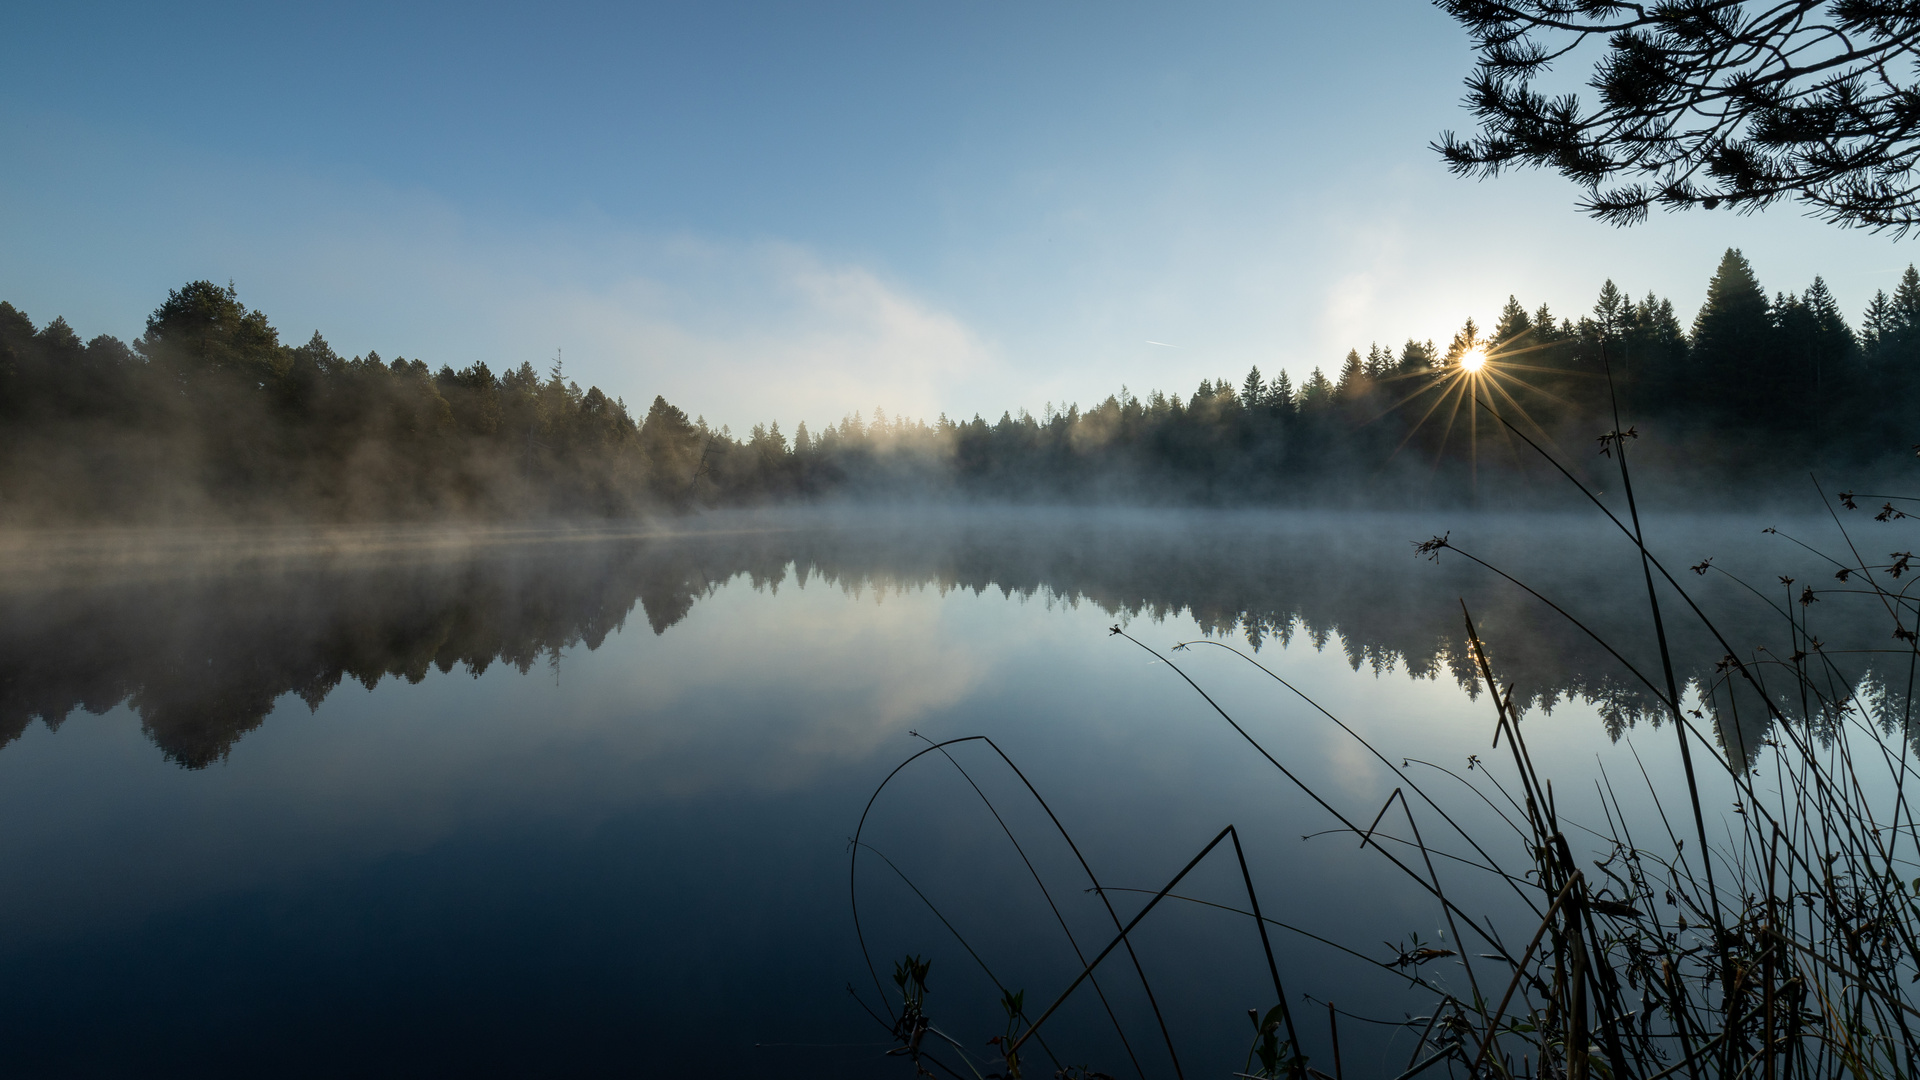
[1399,339,1437,372]
[1637,294,1682,339]
[1875,266,1920,411]
[638,395,703,501]
[1494,296,1531,343]
[1802,278,1849,342]
[1592,281,1629,338]
[1891,266,1920,347]
[1620,292,1688,411]
[1530,304,1560,342]
[1335,349,1367,400]
[1444,318,1482,365]
[1300,367,1334,411]
[1365,343,1395,379]
[1795,276,1856,434]
[1264,370,1295,415]
[1688,249,1773,419]
[1861,290,1893,358]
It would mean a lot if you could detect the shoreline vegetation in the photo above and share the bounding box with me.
[7,249,1920,524]
[850,400,1920,1076]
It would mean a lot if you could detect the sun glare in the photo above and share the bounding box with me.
[1379,323,1573,484]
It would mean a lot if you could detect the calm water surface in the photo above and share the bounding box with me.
[0,509,1899,1077]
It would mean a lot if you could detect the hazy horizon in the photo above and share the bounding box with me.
[7,2,1919,436]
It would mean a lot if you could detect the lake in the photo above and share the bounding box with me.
[0,507,1905,1078]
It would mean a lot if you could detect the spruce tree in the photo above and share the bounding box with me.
[1494,296,1531,344]
[1444,318,1482,365]
[1335,349,1367,400]
[1875,266,1920,422]
[1399,339,1437,372]
[1798,276,1857,437]
[1893,266,1920,342]
[1265,370,1296,415]
[1300,367,1334,411]
[1531,304,1560,342]
[1861,290,1893,358]
[1688,248,1773,420]
[1622,292,1689,413]
[1365,343,1394,379]
[1637,293,1683,341]
[1592,280,1629,338]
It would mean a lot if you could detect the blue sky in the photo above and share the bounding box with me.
[4,1,1914,432]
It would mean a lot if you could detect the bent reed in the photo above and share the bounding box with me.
[850,375,1920,1079]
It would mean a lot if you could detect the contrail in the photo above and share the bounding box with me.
[1145,340,1180,348]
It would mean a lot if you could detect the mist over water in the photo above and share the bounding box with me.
[0,506,1912,1076]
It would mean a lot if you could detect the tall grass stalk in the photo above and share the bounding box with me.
[851,395,1920,1079]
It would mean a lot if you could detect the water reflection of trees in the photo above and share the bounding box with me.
[2,514,1908,767]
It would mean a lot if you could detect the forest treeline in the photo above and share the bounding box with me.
[2,250,1914,521]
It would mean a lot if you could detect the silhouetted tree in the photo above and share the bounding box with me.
[1436,0,1920,231]
[1685,249,1775,421]
[1493,295,1532,345]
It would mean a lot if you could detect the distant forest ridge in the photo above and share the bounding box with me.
[2,249,1914,521]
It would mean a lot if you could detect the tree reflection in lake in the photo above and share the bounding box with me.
[3,508,1909,769]
[6,507,1920,1077]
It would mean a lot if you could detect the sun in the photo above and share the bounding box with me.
[1375,324,1579,484]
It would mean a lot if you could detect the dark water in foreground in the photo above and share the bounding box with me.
[0,509,1910,1078]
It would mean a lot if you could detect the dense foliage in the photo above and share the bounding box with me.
[2,253,1915,521]
[0,281,683,521]
[1436,0,1920,231]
